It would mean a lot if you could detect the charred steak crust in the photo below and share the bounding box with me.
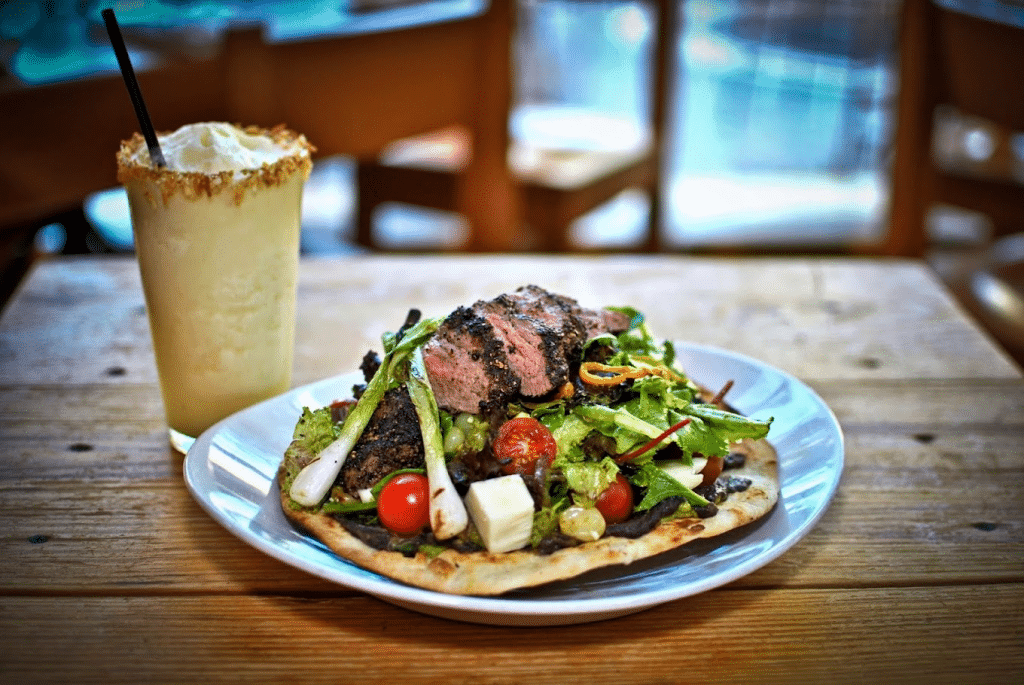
[337,287,632,494]
[477,294,567,398]
[341,387,425,493]
[512,285,589,350]
[421,305,520,415]
[507,286,598,386]
[517,284,632,339]
[422,285,632,414]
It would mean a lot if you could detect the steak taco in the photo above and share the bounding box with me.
[279,286,778,596]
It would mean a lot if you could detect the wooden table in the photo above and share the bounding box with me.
[1,254,1022,683]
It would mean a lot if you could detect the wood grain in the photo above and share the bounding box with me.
[1,586,1021,684]
[3,256,1020,387]
[1,256,1022,683]
[2,383,1020,593]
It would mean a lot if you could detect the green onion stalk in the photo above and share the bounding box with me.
[288,317,442,508]
[408,348,468,539]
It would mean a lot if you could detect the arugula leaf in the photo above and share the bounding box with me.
[685,402,773,441]
[662,339,677,369]
[630,462,709,511]
[673,416,730,461]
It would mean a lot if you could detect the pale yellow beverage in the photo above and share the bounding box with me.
[117,122,314,453]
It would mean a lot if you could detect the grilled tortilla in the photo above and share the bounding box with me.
[278,436,778,596]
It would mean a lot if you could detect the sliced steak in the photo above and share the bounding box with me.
[507,285,587,345]
[507,285,631,352]
[473,295,567,398]
[340,386,424,493]
[503,286,589,376]
[421,305,520,414]
[579,307,632,338]
[422,285,635,413]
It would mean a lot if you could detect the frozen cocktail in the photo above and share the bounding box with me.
[117,122,314,453]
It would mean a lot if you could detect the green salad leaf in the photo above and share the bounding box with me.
[526,323,773,518]
[630,462,708,511]
[561,456,619,502]
[685,402,773,441]
[291,406,342,455]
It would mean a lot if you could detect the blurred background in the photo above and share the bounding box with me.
[2,0,1023,352]
[0,0,901,255]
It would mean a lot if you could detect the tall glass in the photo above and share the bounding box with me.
[116,123,314,453]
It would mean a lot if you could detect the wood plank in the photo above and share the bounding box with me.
[1,586,1021,683]
[0,383,170,481]
[3,257,1020,388]
[2,423,1020,593]
[0,480,340,595]
[813,378,1024,427]
[293,255,1024,383]
[0,257,157,385]
[3,380,1020,484]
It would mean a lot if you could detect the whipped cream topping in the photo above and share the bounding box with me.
[133,122,307,174]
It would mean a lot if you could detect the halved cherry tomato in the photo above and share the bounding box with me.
[493,417,557,476]
[595,473,634,524]
[377,473,430,535]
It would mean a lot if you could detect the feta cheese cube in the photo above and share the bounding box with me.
[464,475,535,554]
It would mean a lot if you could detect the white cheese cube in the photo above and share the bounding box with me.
[659,457,708,490]
[464,474,535,554]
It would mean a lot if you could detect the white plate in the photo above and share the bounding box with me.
[184,342,843,626]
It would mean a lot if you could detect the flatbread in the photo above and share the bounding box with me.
[278,436,778,596]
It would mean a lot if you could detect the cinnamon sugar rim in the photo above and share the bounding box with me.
[116,124,316,205]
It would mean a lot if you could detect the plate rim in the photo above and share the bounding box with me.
[184,341,844,624]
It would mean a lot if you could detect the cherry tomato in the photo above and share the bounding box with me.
[493,417,557,476]
[595,473,634,524]
[377,473,430,535]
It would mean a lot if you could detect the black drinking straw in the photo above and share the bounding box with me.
[102,8,167,168]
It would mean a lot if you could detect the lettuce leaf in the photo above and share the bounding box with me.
[685,402,773,441]
[630,462,709,511]
[291,406,342,455]
[549,413,597,461]
[561,456,620,502]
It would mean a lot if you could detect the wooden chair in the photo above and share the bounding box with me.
[886,0,1024,256]
[354,0,677,252]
